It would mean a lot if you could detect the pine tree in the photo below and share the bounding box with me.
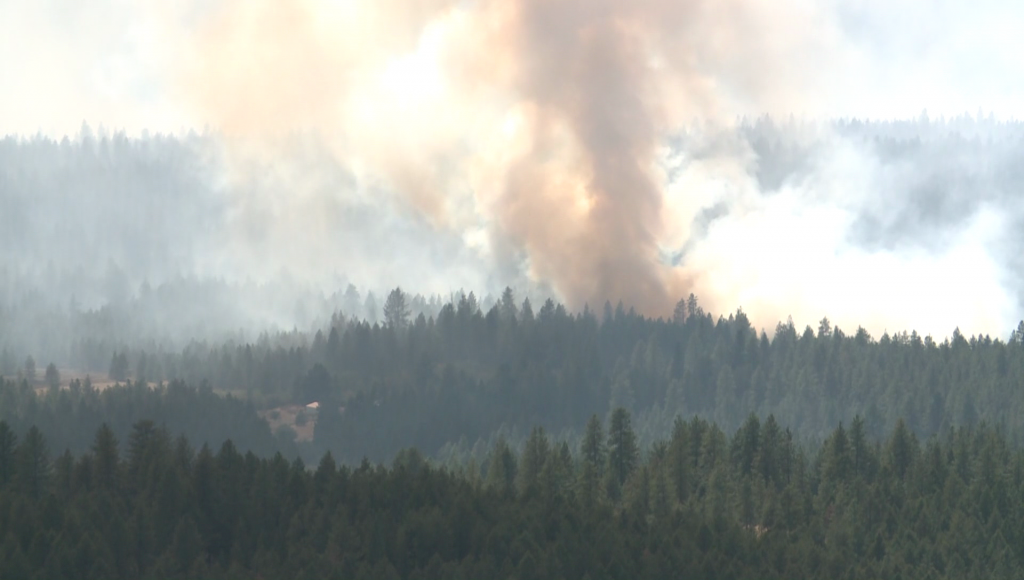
[127,420,168,491]
[886,419,916,480]
[0,421,16,487]
[485,437,517,496]
[383,287,411,331]
[517,426,550,494]
[93,423,120,491]
[499,287,518,322]
[23,355,36,383]
[578,415,606,504]
[16,426,50,498]
[44,363,60,391]
[606,408,639,500]
[109,352,129,382]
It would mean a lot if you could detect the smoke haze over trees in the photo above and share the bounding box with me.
[6,289,1024,469]
[4,0,1024,349]
[5,0,1024,576]
[4,116,1024,367]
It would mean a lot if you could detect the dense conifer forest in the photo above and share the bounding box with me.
[2,413,1023,579]
[4,288,1024,577]
[4,95,1024,580]
[3,0,1023,571]
[10,288,1024,463]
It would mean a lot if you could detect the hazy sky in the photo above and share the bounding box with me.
[3,0,1024,338]
[3,0,1022,136]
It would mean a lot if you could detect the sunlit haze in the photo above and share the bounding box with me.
[3,0,1024,344]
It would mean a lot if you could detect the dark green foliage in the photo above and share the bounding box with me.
[517,426,550,494]
[485,436,517,495]
[606,408,639,500]
[38,293,1024,465]
[295,364,332,405]
[1,417,1022,579]
[0,378,294,460]
[16,426,50,498]
[0,421,16,486]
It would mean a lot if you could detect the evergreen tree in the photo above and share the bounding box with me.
[93,423,120,491]
[0,421,16,487]
[581,414,606,477]
[578,415,606,504]
[606,407,639,500]
[485,437,517,495]
[886,419,917,480]
[517,426,550,494]
[499,287,518,322]
[44,363,60,391]
[109,352,129,382]
[23,355,36,383]
[383,287,411,331]
[15,426,50,498]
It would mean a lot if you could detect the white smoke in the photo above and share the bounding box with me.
[2,0,1024,341]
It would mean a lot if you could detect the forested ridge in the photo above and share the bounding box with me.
[2,10,1024,576]
[4,113,1024,364]
[10,288,1024,462]
[5,288,1024,578]
[2,411,1023,579]
[6,289,1024,463]
[0,378,294,459]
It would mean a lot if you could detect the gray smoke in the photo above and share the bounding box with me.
[2,0,1024,365]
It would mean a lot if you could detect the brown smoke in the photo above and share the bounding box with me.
[174,0,833,316]
[473,0,689,312]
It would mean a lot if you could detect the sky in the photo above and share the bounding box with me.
[2,0,1024,339]
[3,0,1023,136]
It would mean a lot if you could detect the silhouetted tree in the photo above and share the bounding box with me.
[383,287,411,331]
[44,363,60,391]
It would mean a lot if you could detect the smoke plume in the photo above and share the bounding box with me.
[168,0,842,314]
[3,0,1024,340]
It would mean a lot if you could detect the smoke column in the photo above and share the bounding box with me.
[171,0,840,314]
[3,0,1024,337]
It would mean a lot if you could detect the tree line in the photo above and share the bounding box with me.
[2,408,1022,579]
[9,288,1024,464]
[0,378,293,460]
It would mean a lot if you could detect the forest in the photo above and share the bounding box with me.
[8,287,1024,465]
[3,288,1024,577]
[2,410,1022,579]
[4,115,1024,577]
[3,114,1024,365]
